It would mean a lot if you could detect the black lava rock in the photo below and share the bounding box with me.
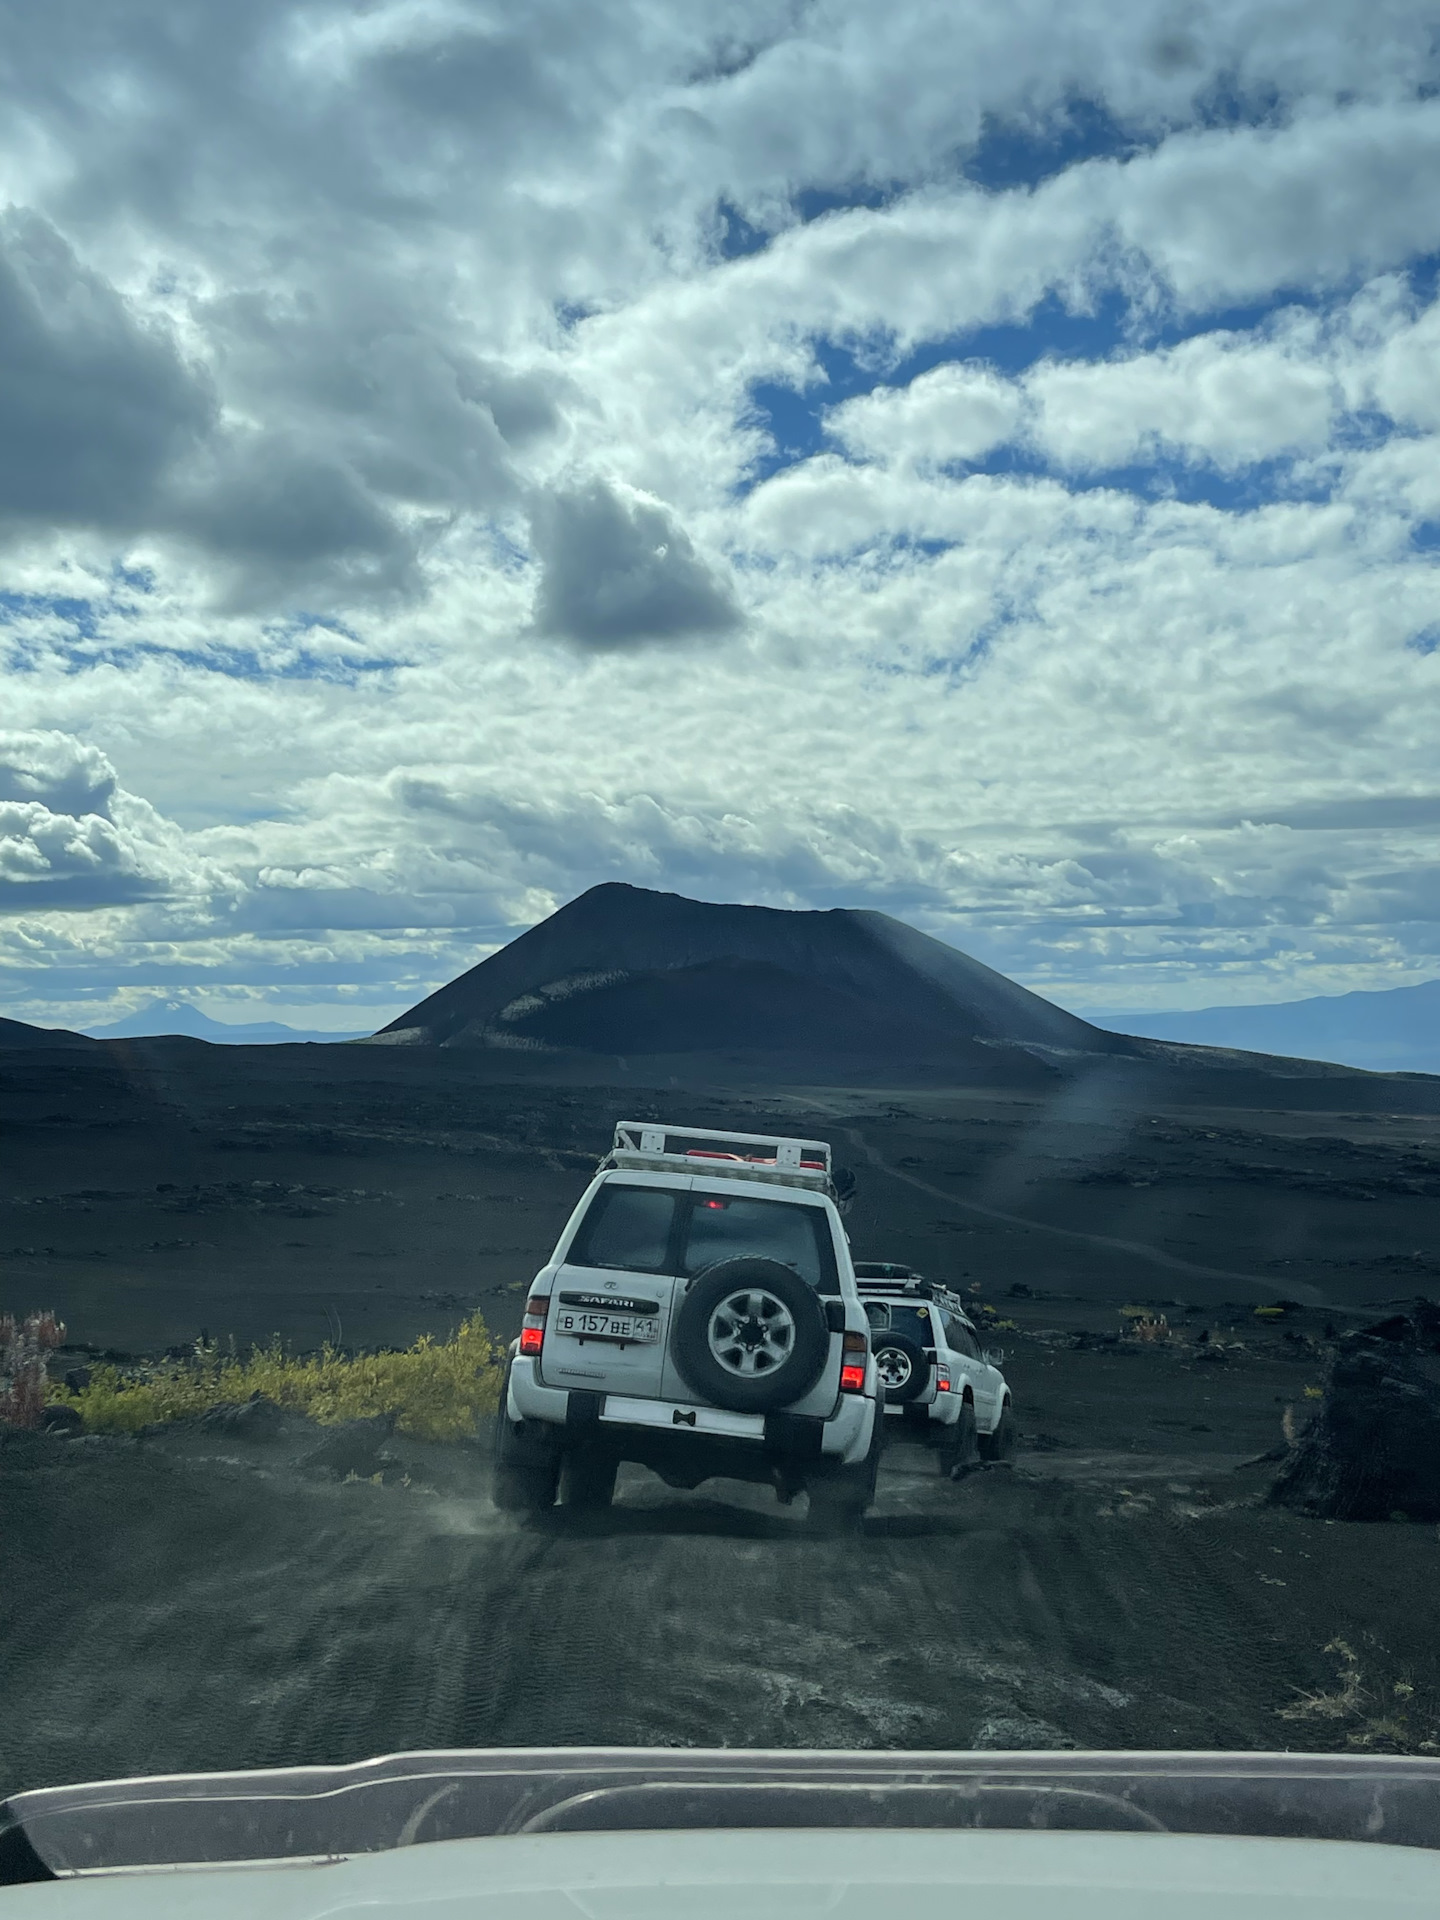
[301,1413,396,1478]
[1270,1333,1440,1522]
[194,1394,293,1440]
[1356,1296,1440,1353]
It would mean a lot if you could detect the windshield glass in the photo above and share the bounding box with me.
[4,0,1440,1874]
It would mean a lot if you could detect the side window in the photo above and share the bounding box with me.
[863,1301,891,1332]
[568,1186,677,1274]
[679,1195,839,1294]
[944,1313,981,1359]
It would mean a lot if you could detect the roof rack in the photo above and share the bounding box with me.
[854,1271,971,1319]
[855,1274,935,1298]
[601,1122,835,1198]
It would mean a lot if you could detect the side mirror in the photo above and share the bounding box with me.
[982,1348,1005,1368]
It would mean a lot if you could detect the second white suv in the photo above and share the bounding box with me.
[494,1123,885,1531]
[854,1262,1014,1476]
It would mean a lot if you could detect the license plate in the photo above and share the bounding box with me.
[553,1309,660,1343]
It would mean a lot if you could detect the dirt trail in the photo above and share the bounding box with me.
[5,1423,1436,1798]
[843,1126,1331,1306]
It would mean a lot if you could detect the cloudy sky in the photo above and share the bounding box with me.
[2,0,1439,1033]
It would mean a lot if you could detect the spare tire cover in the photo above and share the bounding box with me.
[672,1257,830,1414]
[873,1330,931,1404]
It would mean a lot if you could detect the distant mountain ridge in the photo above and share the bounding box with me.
[1099,978,1440,1076]
[83,1000,366,1045]
[374,882,1128,1074]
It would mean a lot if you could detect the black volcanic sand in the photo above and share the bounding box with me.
[4,1043,1440,1356]
[4,1044,1440,1790]
[4,1378,1439,1795]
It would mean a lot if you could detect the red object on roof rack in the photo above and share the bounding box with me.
[604,1121,837,1199]
[686,1148,826,1168]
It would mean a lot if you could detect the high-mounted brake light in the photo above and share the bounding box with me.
[840,1328,867,1393]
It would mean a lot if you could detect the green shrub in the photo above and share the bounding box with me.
[52,1314,504,1442]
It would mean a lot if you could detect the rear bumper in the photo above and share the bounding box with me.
[885,1392,958,1426]
[507,1357,875,1470]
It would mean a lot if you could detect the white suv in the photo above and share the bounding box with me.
[494,1123,885,1530]
[854,1263,1015,1476]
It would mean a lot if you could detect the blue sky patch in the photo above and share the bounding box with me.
[737,265,1440,503]
[715,198,769,260]
[0,591,103,639]
[0,593,399,684]
[965,97,1143,191]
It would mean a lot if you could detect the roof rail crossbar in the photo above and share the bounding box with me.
[602,1122,836,1198]
[611,1122,830,1173]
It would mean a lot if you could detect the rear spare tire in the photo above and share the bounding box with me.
[672,1258,829,1414]
[873,1330,930,1405]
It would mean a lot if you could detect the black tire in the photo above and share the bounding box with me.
[491,1361,560,1515]
[939,1398,979,1479]
[493,1460,560,1514]
[671,1258,830,1414]
[977,1401,1016,1463]
[873,1331,931,1405]
[806,1403,884,1536]
[561,1449,618,1511]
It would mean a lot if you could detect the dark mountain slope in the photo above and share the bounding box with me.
[374,883,1125,1065]
[0,1016,95,1050]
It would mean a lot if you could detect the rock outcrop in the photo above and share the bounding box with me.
[1270,1301,1440,1521]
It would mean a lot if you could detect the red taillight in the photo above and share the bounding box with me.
[937,1371,951,1393]
[840,1328,867,1394]
[520,1292,548,1358]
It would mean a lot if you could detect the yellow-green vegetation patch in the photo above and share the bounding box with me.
[53,1313,504,1442]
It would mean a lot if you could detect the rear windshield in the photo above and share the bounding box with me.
[565,1183,838,1291]
[567,1184,677,1274]
[681,1193,837,1293]
[887,1303,936,1346]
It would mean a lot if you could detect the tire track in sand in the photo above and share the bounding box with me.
[844,1126,1330,1306]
